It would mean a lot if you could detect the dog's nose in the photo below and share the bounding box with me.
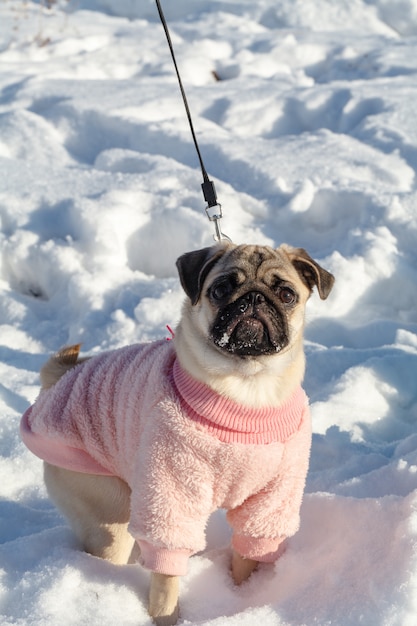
[239,292,265,312]
[253,292,265,305]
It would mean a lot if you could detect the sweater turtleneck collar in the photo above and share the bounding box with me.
[171,358,308,445]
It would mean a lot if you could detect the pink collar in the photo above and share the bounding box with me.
[172,359,307,444]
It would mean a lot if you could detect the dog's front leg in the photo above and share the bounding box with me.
[231,550,258,585]
[148,572,179,626]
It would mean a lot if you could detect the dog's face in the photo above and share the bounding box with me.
[176,243,334,360]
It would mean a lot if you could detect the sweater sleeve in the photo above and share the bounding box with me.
[127,415,216,576]
[227,406,312,562]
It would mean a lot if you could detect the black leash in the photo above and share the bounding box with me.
[155,0,230,242]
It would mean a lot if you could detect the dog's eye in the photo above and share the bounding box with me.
[279,287,296,305]
[211,280,233,301]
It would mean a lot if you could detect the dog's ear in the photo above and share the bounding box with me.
[176,246,227,305]
[282,246,335,300]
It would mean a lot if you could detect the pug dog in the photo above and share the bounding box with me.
[20,242,334,626]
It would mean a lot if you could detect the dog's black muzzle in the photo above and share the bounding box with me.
[211,290,289,357]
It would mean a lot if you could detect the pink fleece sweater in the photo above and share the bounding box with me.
[20,340,311,576]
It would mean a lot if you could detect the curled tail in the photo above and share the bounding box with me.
[40,344,83,390]
[55,344,82,365]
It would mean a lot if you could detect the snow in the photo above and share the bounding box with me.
[1,0,417,624]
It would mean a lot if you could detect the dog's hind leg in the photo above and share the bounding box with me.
[45,464,180,624]
[44,463,135,564]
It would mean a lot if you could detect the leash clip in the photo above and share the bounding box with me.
[205,203,231,242]
[203,178,231,242]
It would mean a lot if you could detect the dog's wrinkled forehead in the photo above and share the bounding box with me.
[211,245,292,282]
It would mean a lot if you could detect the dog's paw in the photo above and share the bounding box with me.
[150,605,179,626]
[231,551,258,585]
